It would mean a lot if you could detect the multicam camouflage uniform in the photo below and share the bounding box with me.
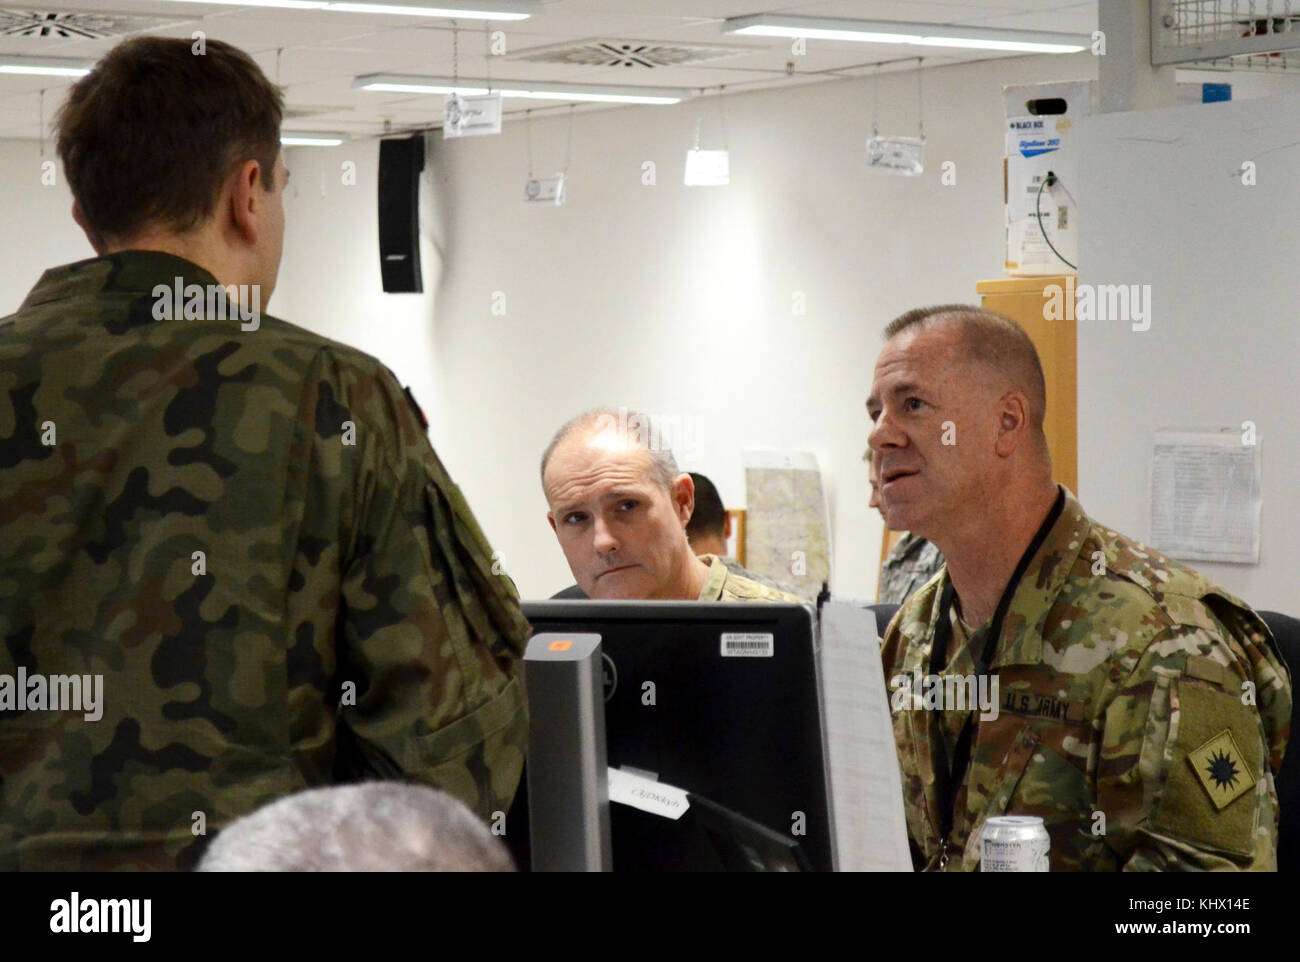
[0,251,530,870]
[715,554,809,601]
[697,555,805,603]
[880,488,1290,871]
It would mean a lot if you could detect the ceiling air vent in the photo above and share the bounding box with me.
[507,38,754,69]
[0,8,181,39]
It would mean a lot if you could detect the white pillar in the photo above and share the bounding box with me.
[1097,0,1176,112]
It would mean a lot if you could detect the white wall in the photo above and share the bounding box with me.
[1077,93,1300,613]
[0,139,94,315]
[274,138,446,423]
[281,51,1100,600]
[1177,67,1300,101]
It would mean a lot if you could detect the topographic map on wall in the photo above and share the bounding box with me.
[742,450,831,599]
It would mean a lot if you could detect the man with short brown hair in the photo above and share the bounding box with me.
[870,304,1289,871]
[0,37,529,871]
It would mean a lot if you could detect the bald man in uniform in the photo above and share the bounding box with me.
[541,409,800,603]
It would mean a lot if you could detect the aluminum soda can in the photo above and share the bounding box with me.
[980,815,1050,872]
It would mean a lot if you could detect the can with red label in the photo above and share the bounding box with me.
[980,815,1050,872]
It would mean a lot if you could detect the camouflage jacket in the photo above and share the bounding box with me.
[880,489,1290,871]
[0,251,531,870]
[716,554,809,601]
[698,555,805,603]
[877,533,945,606]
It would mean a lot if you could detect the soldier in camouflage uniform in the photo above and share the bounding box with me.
[868,305,1289,871]
[0,37,529,870]
[541,409,802,603]
[878,534,945,607]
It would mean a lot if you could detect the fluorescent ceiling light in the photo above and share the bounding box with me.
[155,0,537,18]
[722,14,1088,54]
[327,2,529,16]
[354,74,690,104]
[0,56,93,78]
[282,131,347,146]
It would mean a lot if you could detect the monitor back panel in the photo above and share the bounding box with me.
[522,601,834,872]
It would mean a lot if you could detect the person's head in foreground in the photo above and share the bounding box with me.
[57,35,287,301]
[197,782,515,872]
[684,472,731,558]
[866,304,1056,570]
[540,408,709,600]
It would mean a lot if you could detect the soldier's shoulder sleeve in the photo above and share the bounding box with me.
[1096,608,1279,871]
[722,573,806,604]
[306,348,530,820]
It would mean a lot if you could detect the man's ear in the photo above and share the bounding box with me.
[226,159,264,245]
[546,511,557,535]
[72,201,104,255]
[994,392,1030,457]
[723,512,732,540]
[673,474,695,526]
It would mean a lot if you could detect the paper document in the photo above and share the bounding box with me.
[1150,429,1262,564]
[819,601,913,871]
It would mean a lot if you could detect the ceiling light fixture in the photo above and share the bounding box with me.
[355,74,690,104]
[281,131,347,146]
[0,55,93,77]
[721,14,1089,54]
[153,0,538,19]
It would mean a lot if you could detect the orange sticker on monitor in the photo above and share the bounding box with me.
[548,640,573,651]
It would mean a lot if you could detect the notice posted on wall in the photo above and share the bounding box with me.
[1150,429,1262,564]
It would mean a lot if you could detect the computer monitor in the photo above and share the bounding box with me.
[518,600,836,872]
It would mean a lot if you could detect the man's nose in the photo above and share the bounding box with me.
[868,411,906,454]
[592,515,619,555]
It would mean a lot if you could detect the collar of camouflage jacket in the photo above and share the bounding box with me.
[928,485,1092,669]
[20,250,222,311]
[697,554,728,601]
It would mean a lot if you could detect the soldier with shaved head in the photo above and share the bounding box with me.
[541,408,800,602]
[869,304,1289,871]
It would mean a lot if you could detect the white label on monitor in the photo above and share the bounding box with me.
[720,632,774,657]
[607,767,689,820]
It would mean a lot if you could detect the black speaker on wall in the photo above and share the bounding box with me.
[377,134,425,293]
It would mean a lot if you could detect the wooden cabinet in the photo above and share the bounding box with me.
[976,275,1078,496]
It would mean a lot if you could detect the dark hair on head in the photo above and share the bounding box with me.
[56,36,284,248]
[882,304,1048,439]
[685,472,726,539]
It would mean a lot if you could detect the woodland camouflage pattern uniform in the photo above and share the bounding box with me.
[0,250,530,870]
[881,488,1290,871]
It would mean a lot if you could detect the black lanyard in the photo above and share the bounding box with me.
[927,487,1065,862]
